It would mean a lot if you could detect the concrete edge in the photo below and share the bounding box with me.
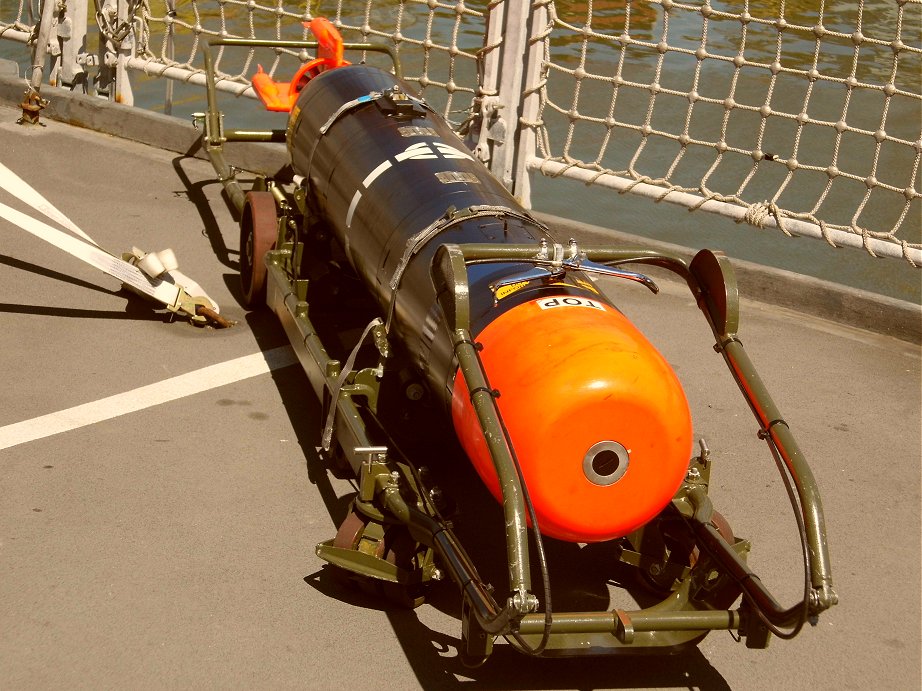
[3,75,919,345]
[0,76,288,175]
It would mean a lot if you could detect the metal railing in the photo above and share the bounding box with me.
[2,0,920,266]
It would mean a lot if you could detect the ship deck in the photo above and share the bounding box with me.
[1,97,920,690]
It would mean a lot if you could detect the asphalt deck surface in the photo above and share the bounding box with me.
[0,101,920,690]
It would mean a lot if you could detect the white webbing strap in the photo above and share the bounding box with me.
[0,161,93,243]
[0,161,220,322]
[320,317,383,452]
[0,200,185,308]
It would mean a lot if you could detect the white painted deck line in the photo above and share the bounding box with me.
[0,346,298,451]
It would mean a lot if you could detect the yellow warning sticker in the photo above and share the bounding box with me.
[494,280,529,301]
[574,277,599,294]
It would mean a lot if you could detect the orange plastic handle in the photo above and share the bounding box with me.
[251,65,292,112]
[250,18,349,112]
[287,57,337,104]
[307,17,345,65]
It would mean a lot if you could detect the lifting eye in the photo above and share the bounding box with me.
[583,441,630,486]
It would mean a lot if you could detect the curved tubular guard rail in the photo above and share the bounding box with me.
[684,250,837,617]
[198,38,402,214]
[431,242,837,639]
[378,481,523,634]
[451,325,534,603]
[378,453,746,644]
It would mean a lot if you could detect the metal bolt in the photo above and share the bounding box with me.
[698,438,711,462]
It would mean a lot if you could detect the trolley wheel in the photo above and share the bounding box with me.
[239,191,277,309]
[379,529,428,609]
[635,511,737,597]
[332,508,368,552]
[689,510,735,567]
[690,510,742,610]
[330,509,428,609]
[327,509,371,590]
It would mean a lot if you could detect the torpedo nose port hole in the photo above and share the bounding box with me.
[583,441,630,486]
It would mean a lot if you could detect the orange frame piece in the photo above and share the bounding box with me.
[251,18,349,112]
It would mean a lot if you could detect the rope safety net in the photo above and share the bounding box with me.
[1,0,919,265]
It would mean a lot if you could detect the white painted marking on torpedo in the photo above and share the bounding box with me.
[0,346,298,451]
[346,190,363,228]
[434,142,474,160]
[362,160,392,188]
[395,142,437,161]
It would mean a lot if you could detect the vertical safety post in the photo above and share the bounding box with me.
[95,0,135,104]
[114,0,135,105]
[50,0,89,91]
[480,0,547,207]
[28,0,57,90]
[163,0,177,114]
[19,0,57,123]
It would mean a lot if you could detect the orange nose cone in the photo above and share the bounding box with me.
[451,295,692,543]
